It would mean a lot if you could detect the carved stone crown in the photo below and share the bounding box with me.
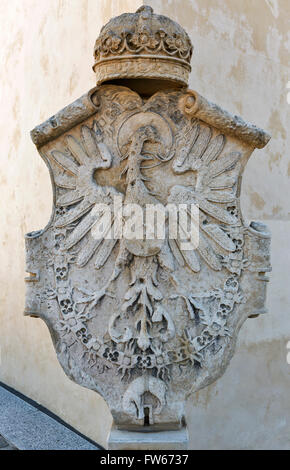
[93,6,193,87]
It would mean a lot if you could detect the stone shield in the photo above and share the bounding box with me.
[25,84,271,430]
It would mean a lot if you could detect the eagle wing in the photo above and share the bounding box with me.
[50,121,123,268]
[169,120,241,272]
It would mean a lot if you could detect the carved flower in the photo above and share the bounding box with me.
[225,277,239,291]
[165,35,188,55]
[76,327,91,345]
[130,33,141,47]
[227,205,239,218]
[208,322,231,339]
[140,32,149,44]
[130,32,158,49]
[82,333,92,345]
[54,233,65,243]
[216,310,227,321]
[111,35,122,51]
[103,347,119,363]
[106,102,120,119]
[108,351,119,362]
[56,206,67,217]
[147,35,159,49]
[44,288,57,300]
[220,303,232,314]
[174,349,187,361]
[196,330,214,348]
[55,266,67,281]
[137,355,152,369]
[102,35,121,54]
[59,298,73,315]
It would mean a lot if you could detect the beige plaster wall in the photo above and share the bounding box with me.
[0,0,289,449]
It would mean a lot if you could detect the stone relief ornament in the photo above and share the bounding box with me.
[25,6,271,440]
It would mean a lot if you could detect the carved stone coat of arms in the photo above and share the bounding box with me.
[25,7,271,438]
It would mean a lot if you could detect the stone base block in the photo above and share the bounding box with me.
[107,427,189,450]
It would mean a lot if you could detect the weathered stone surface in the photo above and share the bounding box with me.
[93,6,192,87]
[25,6,271,447]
